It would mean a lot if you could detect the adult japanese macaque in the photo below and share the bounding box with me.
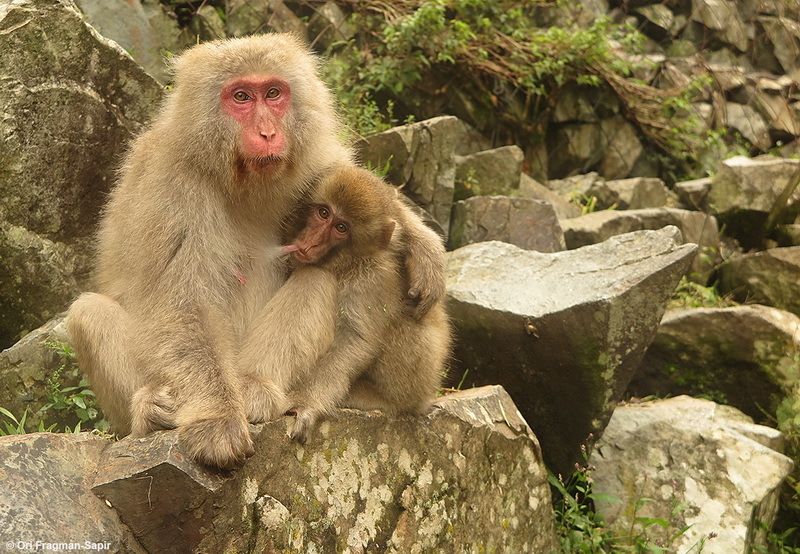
[269,165,451,444]
[66,33,446,469]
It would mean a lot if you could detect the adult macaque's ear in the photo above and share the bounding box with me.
[381,220,396,249]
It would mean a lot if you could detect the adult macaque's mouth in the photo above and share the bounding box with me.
[248,156,284,167]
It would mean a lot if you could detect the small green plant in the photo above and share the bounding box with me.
[0,407,56,436]
[550,440,701,552]
[549,457,618,552]
[568,191,614,215]
[41,342,109,433]
[364,155,394,179]
[767,388,800,551]
[456,368,470,390]
[0,407,29,435]
[668,277,738,309]
[455,168,480,201]
[752,518,800,553]
[614,494,700,553]
[323,55,398,138]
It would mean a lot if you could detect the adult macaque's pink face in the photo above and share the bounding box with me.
[221,75,291,171]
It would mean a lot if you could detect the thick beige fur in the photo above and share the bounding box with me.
[66,34,446,469]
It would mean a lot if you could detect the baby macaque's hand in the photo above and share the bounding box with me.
[404,260,446,319]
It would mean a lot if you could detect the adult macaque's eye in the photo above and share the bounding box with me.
[266,87,281,99]
[318,207,330,219]
[233,91,250,102]
[334,222,348,234]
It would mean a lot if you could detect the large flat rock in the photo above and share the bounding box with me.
[445,227,696,473]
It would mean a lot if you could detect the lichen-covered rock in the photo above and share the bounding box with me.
[445,227,696,474]
[78,386,556,552]
[0,225,83,349]
[0,0,162,243]
[0,432,144,552]
[590,396,794,553]
[0,0,163,346]
[448,196,565,252]
[629,304,800,424]
[357,116,460,238]
[717,246,800,316]
[204,386,557,553]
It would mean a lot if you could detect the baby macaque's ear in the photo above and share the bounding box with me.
[381,220,396,249]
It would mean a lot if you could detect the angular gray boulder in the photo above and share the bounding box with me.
[454,145,524,200]
[560,207,720,282]
[629,304,800,425]
[74,0,171,82]
[356,116,460,237]
[445,227,696,474]
[0,0,162,244]
[517,173,580,220]
[708,155,800,247]
[718,246,800,317]
[448,196,565,252]
[585,176,674,211]
[0,432,144,552]
[590,396,793,553]
[710,155,800,216]
[0,224,82,348]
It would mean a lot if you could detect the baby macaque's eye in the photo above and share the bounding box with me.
[266,87,281,99]
[233,90,251,102]
[318,206,330,219]
[334,222,348,234]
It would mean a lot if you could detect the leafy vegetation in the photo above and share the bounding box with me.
[668,277,738,310]
[0,342,109,436]
[41,342,109,433]
[770,387,800,552]
[550,442,700,553]
[0,407,55,435]
[320,0,719,180]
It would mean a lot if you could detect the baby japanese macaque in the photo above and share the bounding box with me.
[280,165,451,443]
